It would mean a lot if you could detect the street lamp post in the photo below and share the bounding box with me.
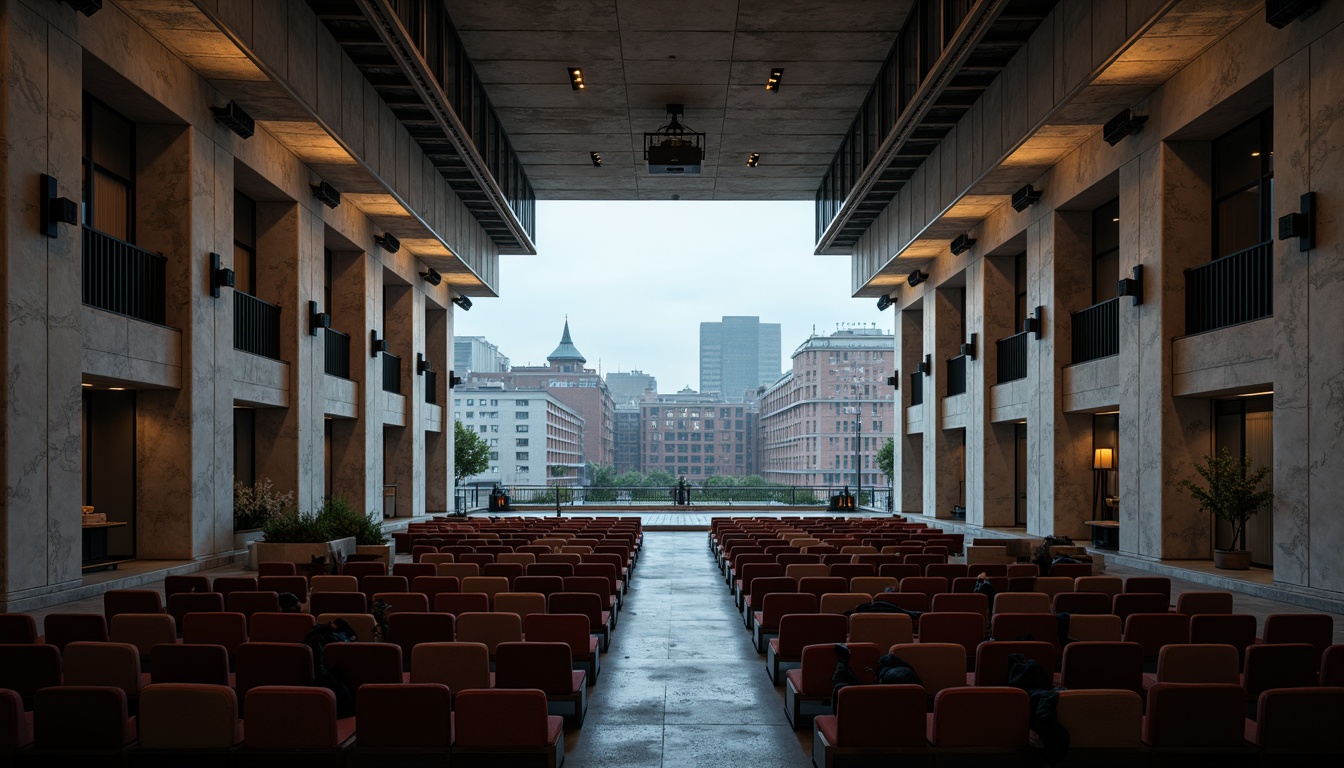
[845,406,862,508]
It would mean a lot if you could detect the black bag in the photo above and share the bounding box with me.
[304,619,357,717]
[874,653,923,686]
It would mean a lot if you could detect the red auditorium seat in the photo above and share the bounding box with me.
[1142,683,1251,765]
[323,642,404,690]
[241,685,355,757]
[785,642,880,730]
[350,683,452,761]
[927,687,1032,766]
[495,641,586,725]
[812,684,932,768]
[1262,613,1334,656]
[526,613,601,685]
[453,689,564,768]
[767,613,849,684]
[33,685,136,753]
[1060,641,1144,694]
[972,640,1056,686]
[149,643,231,687]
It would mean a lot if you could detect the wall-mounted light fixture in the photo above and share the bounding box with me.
[950,234,976,255]
[370,329,388,357]
[907,269,928,287]
[746,153,761,167]
[209,253,235,298]
[1011,184,1042,212]
[420,268,442,286]
[311,181,341,209]
[61,0,102,15]
[1117,265,1144,306]
[1278,192,1315,251]
[452,294,472,312]
[590,152,602,167]
[1266,0,1320,28]
[373,232,400,253]
[211,102,255,139]
[960,333,977,360]
[39,174,78,238]
[916,354,932,376]
[886,372,899,388]
[1103,108,1147,145]
[448,370,463,389]
[877,294,895,311]
[765,68,783,92]
[1023,306,1044,338]
[309,300,330,336]
[416,353,433,376]
[568,67,586,90]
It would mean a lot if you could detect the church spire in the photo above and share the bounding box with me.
[547,319,586,366]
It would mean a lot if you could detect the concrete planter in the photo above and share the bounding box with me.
[355,543,395,568]
[1214,549,1252,570]
[233,529,265,552]
[249,537,356,571]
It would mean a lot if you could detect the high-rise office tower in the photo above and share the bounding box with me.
[699,316,781,402]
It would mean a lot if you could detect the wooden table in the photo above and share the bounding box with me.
[81,521,128,572]
[1084,520,1119,550]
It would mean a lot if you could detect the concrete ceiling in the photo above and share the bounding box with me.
[443,1,914,200]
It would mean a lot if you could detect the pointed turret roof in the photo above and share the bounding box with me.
[547,319,587,365]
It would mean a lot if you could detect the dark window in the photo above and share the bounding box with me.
[1092,198,1121,303]
[1013,253,1028,330]
[1213,110,1274,259]
[82,95,135,242]
[233,191,257,295]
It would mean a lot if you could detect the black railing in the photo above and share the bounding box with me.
[382,352,402,394]
[81,226,167,325]
[946,355,967,397]
[996,332,1028,383]
[910,371,924,406]
[1185,242,1273,334]
[424,369,437,404]
[494,485,882,507]
[1071,297,1119,364]
[324,328,351,378]
[234,291,281,360]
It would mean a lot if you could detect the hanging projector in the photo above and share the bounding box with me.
[645,103,704,175]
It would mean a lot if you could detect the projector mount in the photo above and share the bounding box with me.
[644,103,705,175]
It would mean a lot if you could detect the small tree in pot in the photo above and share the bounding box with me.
[1178,447,1271,570]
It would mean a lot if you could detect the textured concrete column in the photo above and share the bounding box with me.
[923,288,963,519]
[383,281,425,518]
[134,125,233,559]
[0,4,84,598]
[1025,213,1093,540]
[424,305,451,513]
[1117,143,1212,559]
[967,256,1017,527]
[329,250,382,515]
[895,307,923,513]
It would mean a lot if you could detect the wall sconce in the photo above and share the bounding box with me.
[886,372,899,388]
[416,353,433,376]
[1103,108,1147,145]
[452,294,473,312]
[373,232,400,253]
[916,354,932,375]
[907,269,928,287]
[1278,192,1315,251]
[448,370,463,389]
[961,333,977,360]
[877,294,895,311]
[950,234,976,255]
[1011,184,1042,212]
[211,101,255,139]
[420,268,442,286]
[209,252,235,298]
[370,330,388,357]
[1117,265,1144,306]
[311,181,341,209]
[1023,306,1044,338]
[309,301,330,336]
[39,174,79,238]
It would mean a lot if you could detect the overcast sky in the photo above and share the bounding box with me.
[455,200,882,390]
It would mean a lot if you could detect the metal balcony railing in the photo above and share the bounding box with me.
[1185,241,1273,334]
[946,355,967,397]
[1071,297,1119,364]
[910,371,924,406]
[382,352,402,394]
[996,332,1028,383]
[81,226,166,325]
[324,328,350,379]
[234,291,281,360]
[424,369,437,404]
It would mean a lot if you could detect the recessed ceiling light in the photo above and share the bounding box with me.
[568,67,585,90]
[81,383,93,387]
[1112,217,1120,222]
[109,387,126,391]
[766,68,783,92]
[746,153,761,167]
[590,152,602,167]
[1251,151,1261,157]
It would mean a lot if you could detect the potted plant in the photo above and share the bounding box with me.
[233,478,294,550]
[1178,447,1271,570]
[250,495,384,570]
[319,496,393,567]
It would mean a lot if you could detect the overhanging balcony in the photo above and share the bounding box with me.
[81,226,167,326]
[1185,242,1273,335]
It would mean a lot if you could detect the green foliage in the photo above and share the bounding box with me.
[548,464,570,478]
[454,420,491,484]
[587,463,617,486]
[643,469,676,487]
[876,438,895,481]
[261,510,330,544]
[233,478,295,531]
[1178,446,1272,551]
[261,495,387,545]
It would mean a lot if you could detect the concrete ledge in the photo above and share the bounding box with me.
[1,552,246,614]
[1096,549,1344,615]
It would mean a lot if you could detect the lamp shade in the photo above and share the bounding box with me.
[1093,448,1114,470]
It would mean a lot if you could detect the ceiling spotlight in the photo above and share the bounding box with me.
[766,68,783,92]
[1103,108,1148,146]
[420,268,442,286]
[907,269,928,287]
[312,181,341,209]
[950,234,976,255]
[568,67,586,90]
[590,152,602,167]
[453,294,472,312]
[1011,184,1042,212]
[373,232,400,253]
[746,153,761,167]
[211,102,255,139]
[876,294,895,311]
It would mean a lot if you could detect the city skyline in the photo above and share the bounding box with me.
[455,200,881,389]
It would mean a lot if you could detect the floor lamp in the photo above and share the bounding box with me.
[1092,448,1114,520]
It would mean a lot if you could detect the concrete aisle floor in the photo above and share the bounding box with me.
[562,530,812,768]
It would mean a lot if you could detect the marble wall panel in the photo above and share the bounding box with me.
[1171,318,1274,397]
[383,283,424,517]
[81,307,182,388]
[1062,357,1120,413]
[896,308,923,512]
[425,306,450,512]
[973,256,1018,526]
[327,249,382,516]
[925,288,964,519]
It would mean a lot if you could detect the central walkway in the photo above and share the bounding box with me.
[563,530,813,767]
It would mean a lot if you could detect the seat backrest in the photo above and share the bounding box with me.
[0,643,61,700]
[258,576,309,602]
[973,640,1055,687]
[564,576,614,600]
[225,591,281,622]
[211,576,259,597]
[257,562,297,577]
[181,612,248,656]
[918,612,986,657]
[1188,613,1257,664]
[1056,689,1143,748]
[848,577,899,596]
[310,575,359,593]
[454,689,551,749]
[990,613,1060,650]
[930,687,1030,747]
[355,683,452,749]
[497,553,537,567]
[1122,613,1190,659]
[33,685,132,749]
[776,613,850,656]
[492,592,547,620]
[926,563,968,582]
[1243,643,1319,696]
[759,592,819,628]
[1156,643,1240,684]
[495,641,576,693]
[1113,592,1171,623]
[455,612,523,653]
[1066,613,1121,642]
[538,554,582,567]
[432,592,490,616]
[109,613,177,656]
[149,643,231,686]
[1254,686,1344,747]
[784,564,830,581]
[371,592,431,615]
[1005,563,1039,578]
[1051,592,1110,615]
[234,642,315,697]
[411,576,460,599]
[163,575,212,598]
[324,642,403,689]
[889,643,966,697]
[392,562,438,581]
[1060,641,1144,692]
[524,613,591,659]
[1124,576,1171,600]
[436,563,480,580]
[410,642,491,691]
[243,685,340,748]
[514,576,566,597]
[0,615,37,645]
[819,593,871,616]
[248,612,317,644]
[1143,682,1245,747]
[103,589,163,622]
[797,642,881,695]
[1322,644,1344,687]
[526,563,574,578]
[61,641,142,697]
[310,592,368,615]
[1174,591,1234,616]
[1046,563,1091,579]
[361,575,410,599]
[1262,613,1334,656]
[421,553,457,566]
[897,577,948,600]
[166,591,226,626]
[548,592,603,625]
[138,683,240,749]
[992,592,1051,615]
[387,612,456,657]
[931,592,989,618]
[1073,576,1122,598]
[830,564,877,581]
[342,561,388,579]
[872,591,929,613]
[834,684,927,748]
[847,613,913,649]
[1031,577,1074,599]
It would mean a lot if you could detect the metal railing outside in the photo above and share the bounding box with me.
[946,355,967,397]
[324,328,350,379]
[382,352,401,394]
[1071,297,1119,364]
[910,371,924,406]
[1185,241,1273,334]
[424,369,437,404]
[996,332,1028,383]
[234,291,281,360]
[495,485,883,507]
[81,226,166,325]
